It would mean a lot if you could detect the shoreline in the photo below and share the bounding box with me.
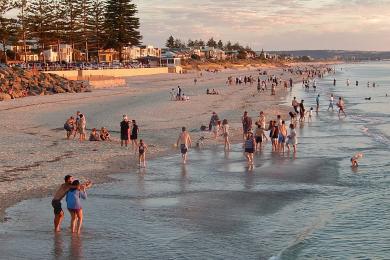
[0,63,335,222]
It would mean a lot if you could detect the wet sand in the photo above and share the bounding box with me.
[0,65,327,221]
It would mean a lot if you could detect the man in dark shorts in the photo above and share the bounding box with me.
[120,115,130,147]
[52,175,92,232]
[177,127,192,164]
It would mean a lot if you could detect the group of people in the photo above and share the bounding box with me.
[64,111,111,141]
[170,86,190,101]
[120,115,147,167]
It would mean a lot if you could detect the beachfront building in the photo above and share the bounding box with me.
[43,44,73,63]
[113,45,161,62]
[140,45,161,58]
[225,50,239,59]
[98,49,117,63]
[199,47,226,60]
[161,50,182,67]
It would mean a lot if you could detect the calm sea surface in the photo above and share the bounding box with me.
[1,62,389,259]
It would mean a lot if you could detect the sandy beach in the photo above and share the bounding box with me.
[0,64,327,220]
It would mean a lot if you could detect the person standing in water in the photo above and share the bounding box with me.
[286,124,298,153]
[337,97,347,118]
[292,97,299,114]
[222,119,231,150]
[66,180,87,234]
[333,78,336,86]
[130,120,139,152]
[244,131,256,166]
[138,139,148,168]
[120,115,130,147]
[316,94,320,112]
[52,175,92,232]
[177,127,192,164]
[328,94,334,111]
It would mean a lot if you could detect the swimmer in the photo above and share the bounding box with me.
[351,153,363,167]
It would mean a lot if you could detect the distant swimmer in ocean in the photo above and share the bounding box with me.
[351,153,363,167]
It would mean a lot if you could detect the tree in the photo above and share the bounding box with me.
[0,0,13,63]
[13,0,28,62]
[89,0,106,62]
[77,0,93,61]
[224,41,232,51]
[217,40,223,50]
[62,0,82,61]
[25,0,56,61]
[187,39,194,48]
[104,0,142,62]
[237,49,247,59]
[174,38,185,49]
[198,39,205,47]
[0,18,18,64]
[166,35,175,48]
[206,37,217,48]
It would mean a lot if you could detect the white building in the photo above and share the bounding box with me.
[43,44,73,63]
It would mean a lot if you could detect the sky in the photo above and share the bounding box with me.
[133,0,390,51]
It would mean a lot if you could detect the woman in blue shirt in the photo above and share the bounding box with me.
[66,180,87,234]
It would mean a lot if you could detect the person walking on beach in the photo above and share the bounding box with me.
[244,131,256,166]
[130,120,139,151]
[66,180,87,234]
[316,94,320,112]
[222,119,231,150]
[242,111,252,141]
[177,127,192,164]
[120,115,130,147]
[299,100,305,122]
[209,112,220,139]
[328,94,334,111]
[286,124,298,153]
[292,97,299,113]
[337,97,347,118]
[138,139,148,167]
[51,175,92,232]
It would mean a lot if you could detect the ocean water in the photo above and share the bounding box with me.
[1,62,390,259]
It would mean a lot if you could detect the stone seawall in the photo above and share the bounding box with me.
[45,67,169,80]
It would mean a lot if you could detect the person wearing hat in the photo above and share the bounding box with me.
[120,115,130,147]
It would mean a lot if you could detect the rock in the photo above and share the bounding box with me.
[0,93,12,101]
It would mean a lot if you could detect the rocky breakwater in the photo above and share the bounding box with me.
[0,67,89,101]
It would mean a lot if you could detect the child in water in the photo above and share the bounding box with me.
[138,139,148,168]
[351,153,363,167]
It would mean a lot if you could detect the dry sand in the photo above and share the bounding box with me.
[0,65,330,220]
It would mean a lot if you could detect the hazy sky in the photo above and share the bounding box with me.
[134,0,390,51]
